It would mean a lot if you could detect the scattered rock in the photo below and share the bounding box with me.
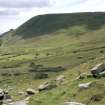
[26,89,36,95]
[24,97,30,102]
[56,75,65,84]
[56,75,65,81]
[38,82,57,91]
[9,100,27,105]
[61,102,86,105]
[91,63,105,77]
[76,75,85,80]
[76,72,93,80]
[0,89,4,100]
[78,82,93,90]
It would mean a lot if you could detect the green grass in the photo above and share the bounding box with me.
[1,12,105,105]
[29,57,105,105]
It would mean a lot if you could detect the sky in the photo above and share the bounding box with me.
[0,0,105,34]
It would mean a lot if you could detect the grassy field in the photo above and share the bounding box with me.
[1,12,105,105]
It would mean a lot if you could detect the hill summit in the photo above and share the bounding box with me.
[13,12,105,38]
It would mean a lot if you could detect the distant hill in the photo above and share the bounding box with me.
[1,12,105,46]
[13,12,105,38]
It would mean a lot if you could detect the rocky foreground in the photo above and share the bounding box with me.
[1,63,105,105]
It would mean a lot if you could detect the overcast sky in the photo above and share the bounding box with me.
[0,0,105,33]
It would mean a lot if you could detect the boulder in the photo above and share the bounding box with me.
[56,75,65,81]
[0,89,4,100]
[26,89,36,95]
[38,82,57,91]
[61,102,86,105]
[91,63,105,77]
[78,82,93,90]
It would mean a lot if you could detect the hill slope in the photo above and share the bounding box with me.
[1,12,105,105]
[14,12,105,38]
[2,12,105,46]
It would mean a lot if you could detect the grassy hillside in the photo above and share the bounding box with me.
[13,12,105,38]
[1,12,105,105]
[2,12,105,46]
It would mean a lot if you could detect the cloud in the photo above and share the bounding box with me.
[53,0,85,7]
[0,9,19,16]
[0,0,51,18]
[68,0,105,12]
[0,0,51,8]
[1,0,105,34]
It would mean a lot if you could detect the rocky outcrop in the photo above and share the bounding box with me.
[91,63,105,77]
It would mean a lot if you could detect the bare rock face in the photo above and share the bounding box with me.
[61,102,86,105]
[91,63,105,77]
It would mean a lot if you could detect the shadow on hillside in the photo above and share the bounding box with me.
[14,12,105,39]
